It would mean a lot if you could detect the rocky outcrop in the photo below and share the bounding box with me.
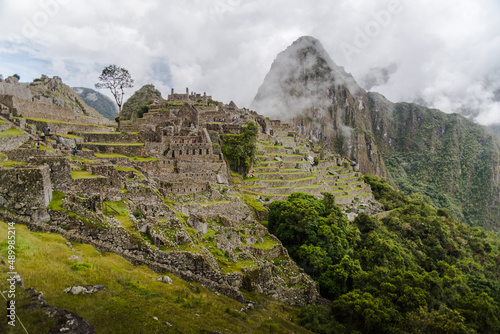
[64,285,106,295]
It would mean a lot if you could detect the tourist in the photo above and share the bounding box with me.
[41,131,45,141]
[72,146,77,156]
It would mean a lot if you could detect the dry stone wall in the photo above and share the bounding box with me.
[0,134,29,151]
[159,179,210,196]
[80,143,145,156]
[0,165,52,222]
[29,156,72,193]
[0,82,33,100]
[6,149,58,162]
[25,118,112,135]
[4,96,80,123]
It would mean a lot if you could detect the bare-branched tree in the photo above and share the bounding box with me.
[95,65,134,130]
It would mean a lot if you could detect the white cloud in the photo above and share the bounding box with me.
[0,0,499,124]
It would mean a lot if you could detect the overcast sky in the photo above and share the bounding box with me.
[1,0,499,125]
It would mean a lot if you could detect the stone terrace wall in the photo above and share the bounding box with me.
[76,132,140,143]
[2,95,78,123]
[25,119,113,135]
[132,159,176,177]
[89,165,122,189]
[176,161,227,175]
[0,82,32,100]
[0,165,52,221]
[271,124,295,138]
[175,200,251,222]
[144,142,167,157]
[205,123,223,133]
[0,95,112,127]
[70,177,108,197]
[0,134,29,151]
[159,179,210,196]
[29,156,72,193]
[160,171,217,183]
[201,111,228,122]
[223,124,242,134]
[80,143,145,156]
[6,149,58,162]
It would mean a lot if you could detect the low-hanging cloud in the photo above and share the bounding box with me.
[0,0,498,125]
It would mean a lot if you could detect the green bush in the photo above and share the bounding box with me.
[133,210,143,219]
[220,121,258,176]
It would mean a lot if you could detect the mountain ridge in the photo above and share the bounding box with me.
[72,87,118,121]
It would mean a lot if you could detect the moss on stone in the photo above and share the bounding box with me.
[0,127,25,136]
[71,170,102,179]
[47,191,65,211]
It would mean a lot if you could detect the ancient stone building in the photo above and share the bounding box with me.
[169,128,214,159]
[168,88,211,103]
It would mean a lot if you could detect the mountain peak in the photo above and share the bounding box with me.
[251,36,361,120]
[290,35,322,47]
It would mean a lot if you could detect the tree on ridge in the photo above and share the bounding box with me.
[95,65,134,130]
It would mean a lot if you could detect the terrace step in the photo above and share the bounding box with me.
[74,132,140,144]
[338,172,358,180]
[243,176,318,188]
[252,166,281,173]
[80,142,146,157]
[254,172,314,180]
[258,146,287,154]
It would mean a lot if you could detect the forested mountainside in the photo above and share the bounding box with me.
[72,87,118,121]
[491,124,500,138]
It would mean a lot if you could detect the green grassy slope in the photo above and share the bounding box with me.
[0,221,311,334]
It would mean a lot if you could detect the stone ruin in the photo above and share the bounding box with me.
[168,87,212,104]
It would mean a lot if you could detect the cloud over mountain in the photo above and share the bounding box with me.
[0,0,499,125]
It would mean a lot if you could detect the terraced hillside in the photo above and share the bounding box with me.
[234,132,380,221]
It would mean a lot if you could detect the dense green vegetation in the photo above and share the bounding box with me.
[382,103,500,233]
[72,87,118,120]
[490,124,500,139]
[220,121,258,176]
[121,84,163,120]
[268,177,500,333]
[0,127,25,136]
